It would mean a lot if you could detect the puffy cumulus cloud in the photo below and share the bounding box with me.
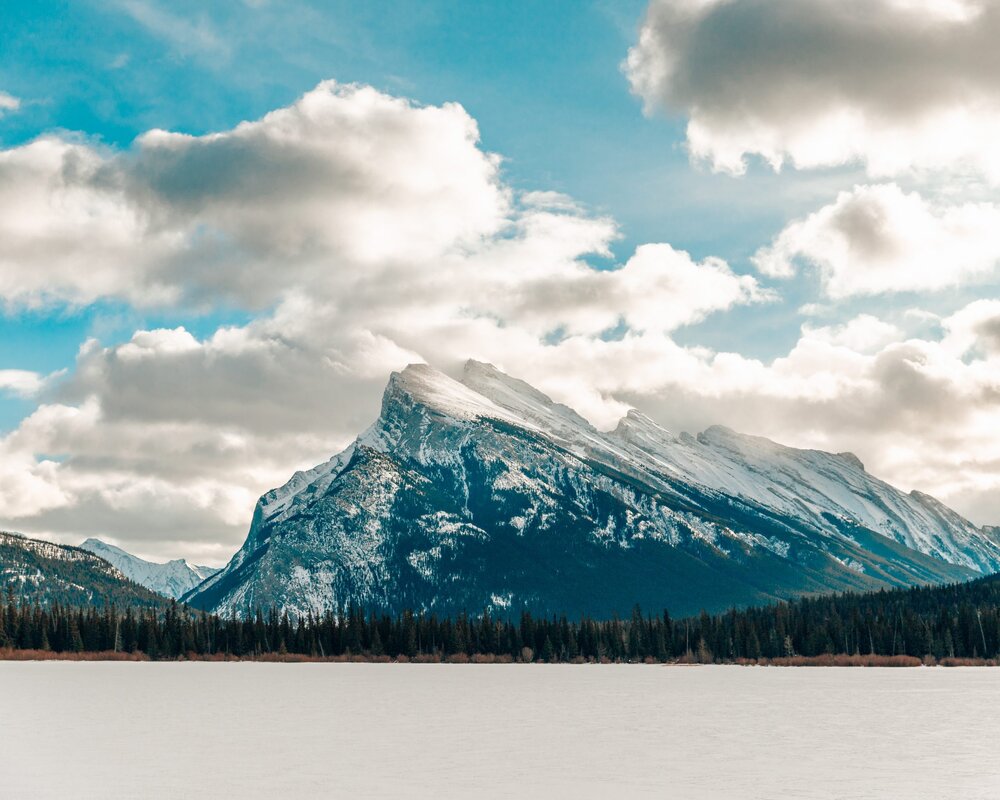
[801,314,904,354]
[753,184,1000,297]
[124,83,509,299]
[0,395,323,563]
[0,81,509,308]
[942,299,1000,356]
[4,75,999,562]
[492,243,770,336]
[0,310,419,559]
[0,78,767,325]
[0,137,181,308]
[11,77,1000,556]
[627,0,1000,178]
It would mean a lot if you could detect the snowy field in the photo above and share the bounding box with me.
[1,663,998,799]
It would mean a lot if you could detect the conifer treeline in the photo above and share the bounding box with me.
[4,574,1000,662]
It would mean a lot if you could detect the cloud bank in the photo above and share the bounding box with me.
[754,184,1000,297]
[627,0,1000,179]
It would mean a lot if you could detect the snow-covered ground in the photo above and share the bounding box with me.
[1,663,998,799]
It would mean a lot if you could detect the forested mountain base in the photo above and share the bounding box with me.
[4,573,1000,664]
[0,532,168,609]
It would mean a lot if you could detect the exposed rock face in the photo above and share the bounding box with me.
[185,362,999,618]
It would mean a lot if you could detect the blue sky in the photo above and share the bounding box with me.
[3,0,1000,558]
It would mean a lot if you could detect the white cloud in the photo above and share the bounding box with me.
[597,319,1000,527]
[942,299,1000,356]
[753,184,1000,297]
[0,92,19,116]
[0,79,768,329]
[802,315,904,354]
[116,0,229,60]
[0,370,46,398]
[0,136,180,309]
[0,81,510,308]
[491,242,770,336]
[627,0,1000,179]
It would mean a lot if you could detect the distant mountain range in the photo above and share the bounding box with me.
[182,361,1000,618]
[79,539,219,600]
[0,532,165,608]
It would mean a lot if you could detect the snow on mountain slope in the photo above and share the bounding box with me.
[185,361,993,619]
[610,412,1000,573]
[80,539,219,600]
[464,361,1000,572]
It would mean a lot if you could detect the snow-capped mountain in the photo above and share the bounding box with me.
[80,538,219,600]
[0,531,165,608]
[184,361,1000,618]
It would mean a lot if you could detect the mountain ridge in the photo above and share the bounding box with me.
[79,538,219,600]
[184,360,997,618]
[1,531,167,608]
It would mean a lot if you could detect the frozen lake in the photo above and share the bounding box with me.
[1,663,998,799]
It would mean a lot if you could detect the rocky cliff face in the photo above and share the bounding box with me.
[184,361,998,618]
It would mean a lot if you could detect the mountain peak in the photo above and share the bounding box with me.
[462,359,551,405]
[187,359,1000,618]
[461,359,596,438]
[700,424,740,441]
[384,363,503,420]
[837,452,865,472]
[78,537,219,600]
[614,408,671,438]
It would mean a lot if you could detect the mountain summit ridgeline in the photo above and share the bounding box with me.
[184,361,1000,618]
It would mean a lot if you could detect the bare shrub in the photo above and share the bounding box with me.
[470,653,496,664]
[411,652,441,663]
[0,648,149,662]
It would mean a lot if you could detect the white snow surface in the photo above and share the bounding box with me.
[3,664,1000,800]
[610,412,998,571]
[80,539,218,600]
[391,363,531,427]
